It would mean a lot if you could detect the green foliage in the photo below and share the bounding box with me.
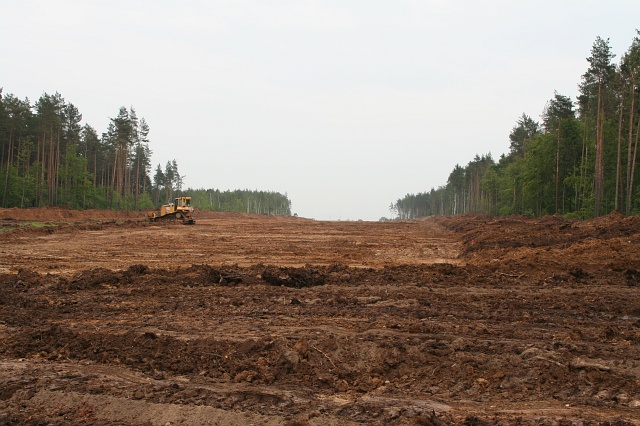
[393,32,640,219]
[509,114,540,158]
[0,89,292,216]
[136,192,155,210]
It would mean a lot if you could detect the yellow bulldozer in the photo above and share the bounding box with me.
[147,196,196,225]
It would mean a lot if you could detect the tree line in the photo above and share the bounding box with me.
[392,32,640,220]
[0,90,292,215]
[0,90,156,210]
[187,189,291,215]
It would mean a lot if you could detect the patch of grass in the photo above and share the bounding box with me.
[0,221,60,233]
[20,221,55,228]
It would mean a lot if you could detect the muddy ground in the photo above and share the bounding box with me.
[0,208,639,425]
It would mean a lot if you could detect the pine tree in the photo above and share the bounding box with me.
[580,37,616,216]
[509,113,540,158]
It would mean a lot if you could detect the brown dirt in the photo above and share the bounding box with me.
[0,208,639,425]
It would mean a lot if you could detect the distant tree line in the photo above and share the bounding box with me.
[0,89,292,215]
[392,32,640,220]
[187,189,292,215]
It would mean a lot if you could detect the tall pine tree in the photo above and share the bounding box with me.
[580,37,616,216]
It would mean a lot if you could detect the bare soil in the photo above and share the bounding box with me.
[0,208,639,425]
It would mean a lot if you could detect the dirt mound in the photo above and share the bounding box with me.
[435,212,640,252]
[0,207,147,222]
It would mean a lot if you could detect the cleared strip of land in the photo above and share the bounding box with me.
[1,210,639,424]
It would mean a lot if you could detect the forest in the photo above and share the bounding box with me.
[392,32,640,220]
[0,91,291,215]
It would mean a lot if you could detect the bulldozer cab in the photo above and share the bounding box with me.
[175,197,192,209]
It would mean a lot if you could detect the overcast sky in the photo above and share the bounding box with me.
[2,1,638,220]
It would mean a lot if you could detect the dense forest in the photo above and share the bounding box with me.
[392,32,640,220]
[0,91,291,215]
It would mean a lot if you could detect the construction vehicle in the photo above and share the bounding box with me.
[147,196,196,224]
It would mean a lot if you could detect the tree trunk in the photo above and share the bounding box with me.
[110,148,118,208]
[555,124,560,213]
[578,117,590,213]
[2,124,13,207]
[594,83,604,217]
[48,127,55,206]
[615,96,624,212]
[626,72,637,215]
[54,131,60,206]
[629,118,640,214]
[135,146,140,209]
[36,135,42,206]
[512,178,517,213]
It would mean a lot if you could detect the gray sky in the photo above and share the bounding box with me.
[2,1,638,220]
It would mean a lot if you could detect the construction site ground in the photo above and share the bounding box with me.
[0,207,639,425]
